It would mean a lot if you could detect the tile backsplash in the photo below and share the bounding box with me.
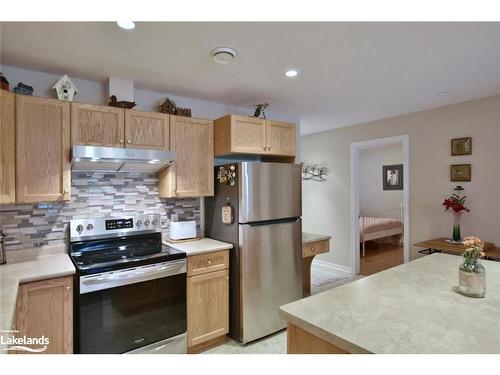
[0,172,201,250]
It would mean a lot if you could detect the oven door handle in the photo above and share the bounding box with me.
[80,259,186,294]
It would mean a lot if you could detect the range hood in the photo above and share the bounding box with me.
[72,145,176,172]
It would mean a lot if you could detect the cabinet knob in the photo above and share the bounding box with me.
[268,146,271,151]
[208,260,212,265]
[127,139,132,144]
[66,286,71,292]
[63,189,69,195]
[226,276,229,281]
[119,139,124,144]
[311,247,315,251]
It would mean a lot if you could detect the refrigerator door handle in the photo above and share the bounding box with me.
[246,217,300,227]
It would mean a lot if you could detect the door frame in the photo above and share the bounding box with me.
[350,134,410,275]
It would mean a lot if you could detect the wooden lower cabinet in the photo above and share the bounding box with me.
[15,276,73,354]
[186,251,229,353]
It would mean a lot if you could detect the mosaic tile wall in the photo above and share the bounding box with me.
[0,172,201,250]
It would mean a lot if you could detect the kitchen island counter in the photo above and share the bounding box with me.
[280,253,500,354]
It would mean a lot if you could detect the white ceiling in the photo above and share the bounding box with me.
[1,22,500,134]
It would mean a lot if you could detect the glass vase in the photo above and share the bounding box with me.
[452,212,463,242]
[458,261,486,298]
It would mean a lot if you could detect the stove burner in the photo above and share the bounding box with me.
[69,232,185,275]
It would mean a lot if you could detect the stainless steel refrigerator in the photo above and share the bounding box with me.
[205,162,303,344]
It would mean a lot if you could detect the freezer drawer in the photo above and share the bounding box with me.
[239,162,301,223]
[239,218,303,343]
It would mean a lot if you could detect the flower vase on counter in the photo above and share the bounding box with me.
[458,236,486,298]
[442,185,469,243]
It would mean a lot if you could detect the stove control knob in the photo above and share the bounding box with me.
[152,219,158,226]
[86,224,94,231]
[76,224,84,233]
[136,220,142,227]
[144,219,150,226]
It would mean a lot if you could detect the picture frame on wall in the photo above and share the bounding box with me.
[451,164,471,182]
[382,164,403,190]
[451,137,472,156]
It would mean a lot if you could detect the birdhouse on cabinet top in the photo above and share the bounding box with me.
[52,74,78,101]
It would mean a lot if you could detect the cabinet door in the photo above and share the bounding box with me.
[159,116,213,197]
[124,110,169,150]
[71,103,124,147]
[0,90,16,204]
[16,276,73,354]
[266,120,296,156]
[16,96,70,203]
[231,115,267,154]
[187,269,229,348]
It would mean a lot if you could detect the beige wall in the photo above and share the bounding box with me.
[360,143,403,211]
[301,94,500,269]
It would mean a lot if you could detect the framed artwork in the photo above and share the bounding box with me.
[451,137,472,156]
[382,164,403,190]
[451,164,471,182]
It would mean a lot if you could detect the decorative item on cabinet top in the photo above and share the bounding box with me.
[159,97,192,117]
[108,95,136,109]
[13,82,34,96]
[253,102,269,119]
[0,72,10,91]
[53,74,78,102]
[301,162,328,181]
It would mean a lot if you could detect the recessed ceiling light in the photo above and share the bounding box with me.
[117,21,135,30]
[211,47,237,64]
[285,69,298,78]
[438,91,451,96]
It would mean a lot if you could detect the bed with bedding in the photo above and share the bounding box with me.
[360,204,403,256]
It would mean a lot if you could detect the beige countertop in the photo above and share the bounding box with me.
[302,232,331,245]
[163,237,233,256]
[0,246,75,336]
[280,254,500,354]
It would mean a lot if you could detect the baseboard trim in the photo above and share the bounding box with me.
[312,259,353,275]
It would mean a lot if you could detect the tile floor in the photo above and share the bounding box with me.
[203,263,364,354]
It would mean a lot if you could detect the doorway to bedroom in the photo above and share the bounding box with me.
[350,135,409,276]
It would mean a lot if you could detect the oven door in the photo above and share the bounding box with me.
[77,260,186,354]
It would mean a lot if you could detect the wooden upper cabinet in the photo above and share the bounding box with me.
[16,96,70,203]
[0,90,16,204]
[266,120,296,156]
[214,114,296,157]
[214,115,267,155]
[124,110,169,150]
[159,116,214,198]
[71,103,124,147]
[187,269,229,350]
[16,276,73,354]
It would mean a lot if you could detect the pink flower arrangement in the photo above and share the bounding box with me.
[461,236,485,271]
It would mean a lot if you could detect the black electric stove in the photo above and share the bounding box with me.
[69,214,187,354]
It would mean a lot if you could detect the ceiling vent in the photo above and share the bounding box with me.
[211,47,237,64]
